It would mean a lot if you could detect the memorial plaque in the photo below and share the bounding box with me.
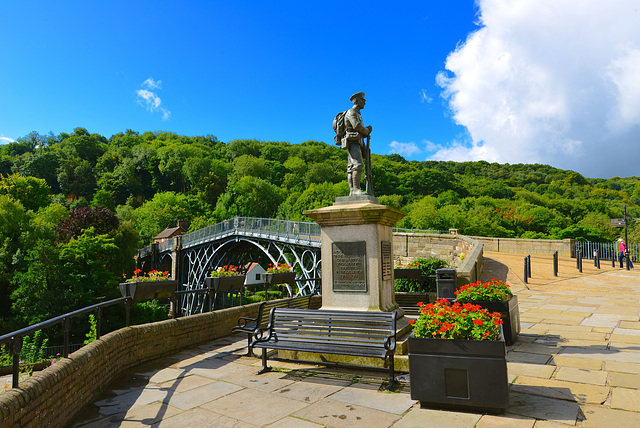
[332,241,367,292]
[381,240,392,280]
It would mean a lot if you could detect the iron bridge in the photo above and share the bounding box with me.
[139,217,322,315]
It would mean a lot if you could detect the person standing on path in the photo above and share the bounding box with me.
[618,238,626,268]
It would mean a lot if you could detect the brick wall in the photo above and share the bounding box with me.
[0,297,320,428]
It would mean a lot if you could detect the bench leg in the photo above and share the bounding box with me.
[245,334,254,357]
[257,347,272,375]
[386,356,395,390]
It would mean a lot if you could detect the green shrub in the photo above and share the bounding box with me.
[394,257,448,293]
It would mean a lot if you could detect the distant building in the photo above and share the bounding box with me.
[154,220,189,243]
[244,262,266,286]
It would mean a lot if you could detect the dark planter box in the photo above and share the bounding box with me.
[119,280,177,303]
[395,292,428,317]
[394,268,422,280]
[261,272,296,297]
[459,295,520,345]
[261,272,296,286]
[205,275,246,292]
[408,334,509,413]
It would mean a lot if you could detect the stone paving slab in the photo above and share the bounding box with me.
[610,387,640,412]
[392,407,481,428]
[202,387,309,426]
[554,366,608,386]
[580,405,640,427]
[549,355,604,370]
[609,372,640,389]
[274,374,352,403]
[153,407,255,428]
[475,413,535,428]
[81,402,183,428]
[507,362,556,379]
[507,392,580,424]
[512,375,609,404]
[292,398,401,427]
[606,360,640,374]
[329,382,415,415]
[160,379,244,410]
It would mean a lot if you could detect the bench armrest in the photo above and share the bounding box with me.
[234,316,258,329]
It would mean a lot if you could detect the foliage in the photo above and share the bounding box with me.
[124,269,171,282]
[410,300,503,341]
[394,258,448,293]
[55,205,119,242]
[266,263,291,273]
[84,314,98,345]
[209,265,239,277]
[0,173,51,211]
[455,279,514,302]
[130,300,169,325]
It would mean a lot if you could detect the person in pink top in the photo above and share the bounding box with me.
[618,238,626,268]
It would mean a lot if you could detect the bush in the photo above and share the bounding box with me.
[394,257,448,293]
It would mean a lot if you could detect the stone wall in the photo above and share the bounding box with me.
[0,296,321,428]
[471,236,574,257]
[392,233,483,287]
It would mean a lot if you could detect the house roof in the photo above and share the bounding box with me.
[154,226,185,240]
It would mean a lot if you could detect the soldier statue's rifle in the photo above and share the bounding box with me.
[365,135,374,196]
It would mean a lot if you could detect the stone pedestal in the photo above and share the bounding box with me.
[304,197,406,312]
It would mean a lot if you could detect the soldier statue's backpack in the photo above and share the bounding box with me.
[333,111,347,147]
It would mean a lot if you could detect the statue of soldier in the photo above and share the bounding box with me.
[337,92,372,196]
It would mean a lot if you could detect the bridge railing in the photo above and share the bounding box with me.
[139,217,452,257]
[180,216,321,249]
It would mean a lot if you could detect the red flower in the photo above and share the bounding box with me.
[473,319,483,326]
[408,319,415,325]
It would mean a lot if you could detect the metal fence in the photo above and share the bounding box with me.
[574,241,639,261]
[181,217,321,249]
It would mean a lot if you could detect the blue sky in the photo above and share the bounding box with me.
[2,1,640,178]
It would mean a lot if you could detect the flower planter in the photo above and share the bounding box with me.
[261,272,296,286]
[119,280,177,303]
[460,295,520,345]
[408,333,509,413]
[205,275,246,292]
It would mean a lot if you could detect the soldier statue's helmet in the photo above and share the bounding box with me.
[350,92,365,102]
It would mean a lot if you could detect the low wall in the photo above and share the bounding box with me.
[471,236,574,257]
[393,233,483,287]
[0,296,321,428]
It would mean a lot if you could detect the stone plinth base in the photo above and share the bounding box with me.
[304,199,406,312]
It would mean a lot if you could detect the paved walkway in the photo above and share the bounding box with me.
[66,252,640,427]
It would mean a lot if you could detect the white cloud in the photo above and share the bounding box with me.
[136,78,171,121]
[389,140,422,158]
[418,89,432,104]
[0,136,15,144]
[142,78,162,90]
[435,0,640,178]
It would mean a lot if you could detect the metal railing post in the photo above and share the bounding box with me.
[524,257,528,284]
[527,255,532,278]
[553,251,558,277]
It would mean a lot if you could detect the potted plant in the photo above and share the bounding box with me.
[394,258,447,316]
[205,265,246,292]
[454,279,520,345]
[119,269,177,302]
[408,300,509,413]
[261,263,296,297]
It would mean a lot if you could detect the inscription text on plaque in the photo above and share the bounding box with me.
[332,241,367,292]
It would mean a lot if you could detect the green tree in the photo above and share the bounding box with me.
[214,176,284,220]
[133,191,204,243]
[0,173,51,211]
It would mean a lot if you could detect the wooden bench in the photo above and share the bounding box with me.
[251,308,397,388]
[232,295,312,356]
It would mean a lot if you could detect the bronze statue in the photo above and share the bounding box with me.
[333,92,373,196]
